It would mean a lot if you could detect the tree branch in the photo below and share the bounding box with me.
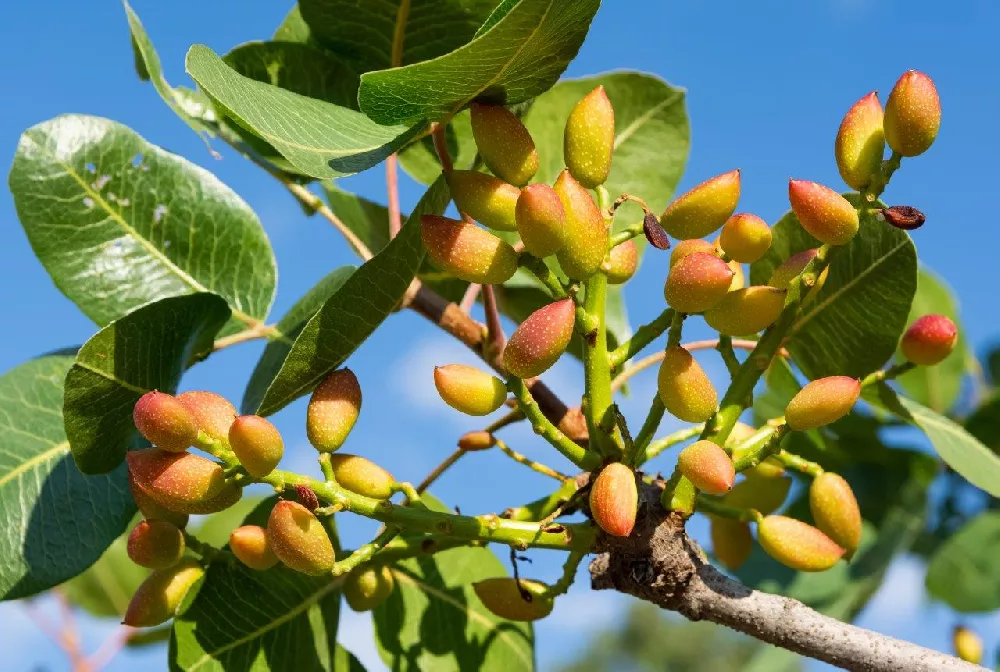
[589,484,984,672]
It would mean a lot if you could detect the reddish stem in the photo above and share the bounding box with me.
[386,154,402,238]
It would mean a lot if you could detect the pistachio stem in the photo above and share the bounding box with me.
[775,450,825,478]
[519,255,568,299]
[507,377,600,470]
[545,548,587,598]
[495,438,570,482]
[332,526,400,576]
[630,397,666,466]
[416,447,466,494]
[638,424,705,466]
[318,453,335,482]
[502,478,582,522]
[717,336,741,378]
[609,308,675,370]
[696,494,763,523]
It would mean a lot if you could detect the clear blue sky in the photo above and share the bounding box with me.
[2,1,999,670]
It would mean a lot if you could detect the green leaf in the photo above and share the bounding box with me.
[299,0,501,73]
[373,546,534,671]
[894,267,969,413]
[867,383,1000,497]
[322,186,392,254]
[926,512,1000,612]
[256,178,451,416]
[64,294,231,474]
[752,207,917,379]
[522,72,690,216]
[186,45,424,180]
[0,353,135,601]
[9,114,276,334]
[190,496,266,548]
[242,267,357,415]
[965,393,1000,454]
[358,0,600,125]
[398,111,477,185]
[274,6,313,42]
[63,524,148,618]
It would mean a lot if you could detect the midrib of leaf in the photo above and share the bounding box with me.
[391,0,412,67]
[390,568,533,667]
[789,237,910,336]
[72,361,148,395]
[0,441,69,489]
[187,576,345,669]
[613,90,685,151]
[52,154,262,329]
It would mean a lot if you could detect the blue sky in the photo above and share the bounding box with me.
[2,0,999,670]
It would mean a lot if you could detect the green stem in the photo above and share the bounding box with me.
[637,424,704,466]
[582,271,618,458]
[717,336,741,378]
[319,453,335,482]
[608,223,644,248]
[368,535,484,566]
[519,255,568,299]
[609,308,675,370]
[696,494,762,523]
[545,548,587,598]
[666,311,686,348]
[495,439,570,481]
[332,526,400,576]
[183,532,229,564]
[775,450,824,478]
[507,377,600,471]
[630,397,666,465]
[731,425,789,472]
[502,479,581,522]
[861,361,916,387]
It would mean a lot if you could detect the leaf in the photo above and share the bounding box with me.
[0,353,135,601]
[894,267,969,413]
[867,383,1000,496]
[965,393,1000,454]
[242,267,357,415]
[522,72,690,216]
[373,546,534,671]
[64,293,231,474]
[190,496,266,548]
[398,111,478,185]
[256,178,451,416]
[186,45,424,180]
[925,512,1000,612]
[9,114,276,335]
[358,0,600,125]
[299,0,501,73]
[322,185,392,254]
[63,524,148,618]
[274,6,313,42]
[751,206,917,379]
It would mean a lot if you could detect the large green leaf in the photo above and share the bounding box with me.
[523,72,690,216]
[894,268,969,413]
[965,393,1000,454]
[373,546,534,671]
[242,266,356,415]
[256,178,451,416]
[9,114,276,335]
[751,207,917,379]
[0,353,135,601]
[64,294,231,474]
[63,523,147,618]
[868,383,1000,497]
[300,0,501,73]
[186,45,423,180]
[925,512,1000,612]
[358,0,600,125]
[274,6,313,42]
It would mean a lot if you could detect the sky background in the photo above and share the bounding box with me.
[1,0,999,670]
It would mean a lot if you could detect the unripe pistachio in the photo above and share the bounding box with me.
[884,71,940,157]
[126,449,242,514]
[603,239,638,284]
[663,252,734,313]
[470,103,538,187]
[719,214,771,263]
[728,261,745,292]
[123,559,204,627]
[503,298,575,379]
[657,346,717,423]
[515,183,567,257]
[458,430,497,452]
[307,369,362,453]
[788,180,859,246]
[710,517,753,571]
[133,391,198,452]
[900,314,958,366]
[553,170,608,280]
[328,454,395,499]
[785,376,861,431]
[589,462,638,537]
[473,578,554,622]
[564,85,615,189]
[757,515,845,572]
[127,519,185,569]
[809,473,862,558]
[768,248,819,289]
[448,170,519,232]
[953,626,983,665]
[659,170,741,240]
[228,415,284,478]
[678,440,735,495]
[128,471,189,528]
[344,565,395,612]
[434,364,507,416]
[229,525,279,571]
[704,286,786,336]
[669,239,718,268]
[267,500,335,575]
[724,476,792,516]
[420,215,518,285]
[835,92,885,190]
[176,391,237,451]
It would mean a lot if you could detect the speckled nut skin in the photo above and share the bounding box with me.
[229,525,279,570]
[809,472,862,558]
[420,214,519,285]
[900,314,958,365]
[710,517,753,571]
[127,519,185,569]
[176,391,237,451]
[266,500,335,575]
[835,92,885,190]
[470,103,539,187]
[503,298,576,379]
[677,440,735,495]
[433,364,507,416]
[564,85,615,188]
[669,239,719,268]
[788,180,859,246]
[128,471,189,528]
[884,70,941,157]
[228,415,284,478]
[659,170,741,240]
[307,369,362,453]
[327,454,395,500]
[472,578,554,622]
[604,239,638,284]
[122,560,204,627]
[553,170,608,280]
[126,448,242,514]
[344,565,395,612]
[785,376,861,431]
[719,213,772,263]
[448,170,520,232]
[516,183,567,258]
[133,391,198,452]
[757,515,845,572]
[704,286,786,336]
[589,462,638,537]
[657,346,717,423]
[663,251,734,313]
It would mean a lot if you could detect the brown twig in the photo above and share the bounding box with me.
[460,283,483,313]
[86,627,135,672]
[386,154,403,238]
[416,446,466,494]
[482,285,506,354]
